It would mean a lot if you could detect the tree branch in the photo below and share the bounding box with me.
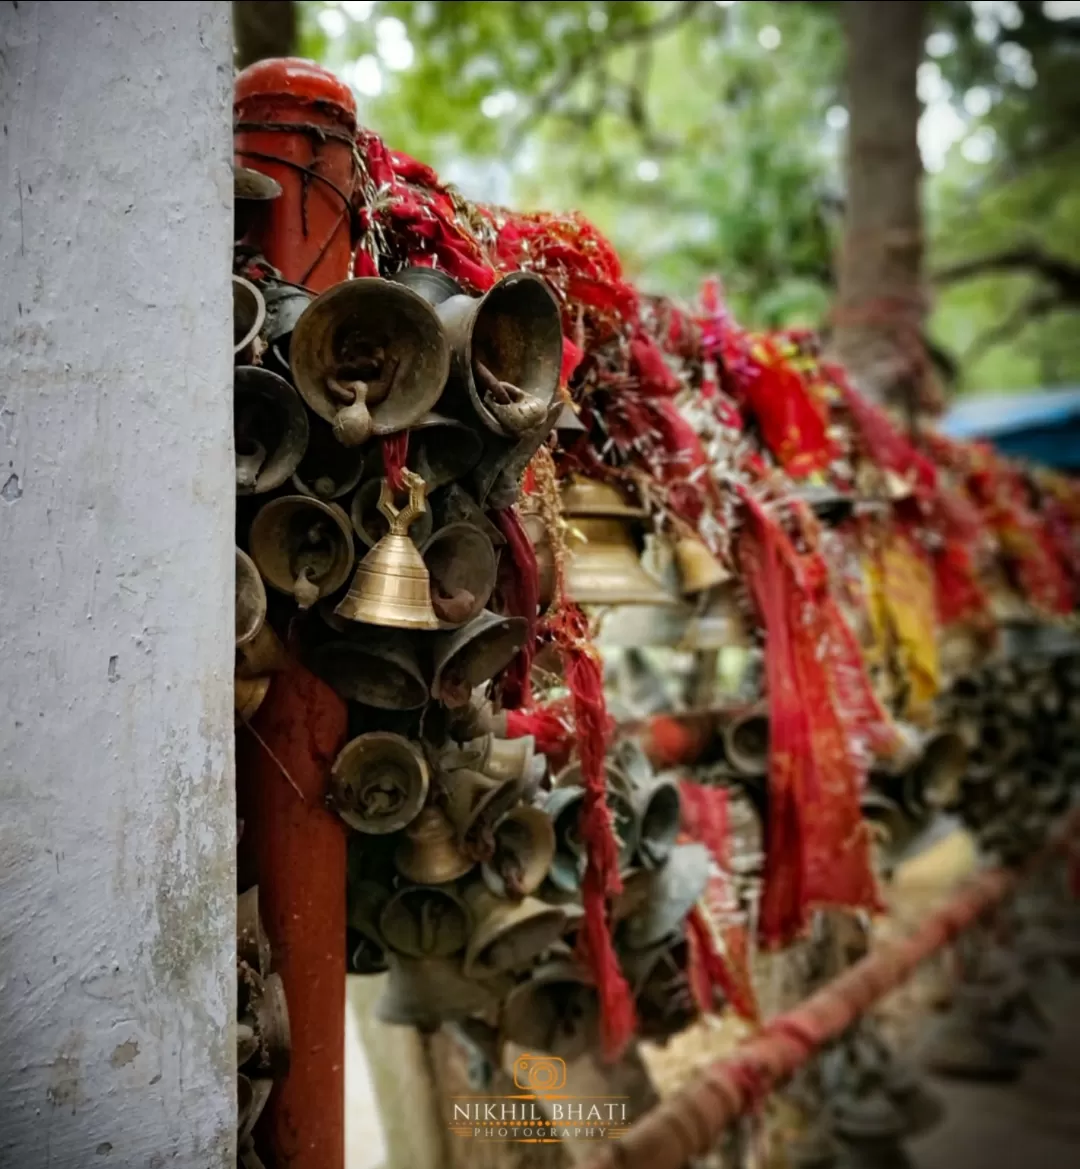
[935,246,1080,302]
[964,289,1066,365]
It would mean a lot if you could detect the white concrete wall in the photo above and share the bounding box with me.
[0,3,235,1165]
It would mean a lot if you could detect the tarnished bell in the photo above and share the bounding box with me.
[233,275,266,356]
[249,495,354,609]
[335,470,440,630]
[235,548,267,649]
[501,959,599,1061]
[379,883,471,958]
[443,768,522,852]
[234,165,281,242]
[235,675,271,721]
[436,270,562,437]
[431,610,529,708]
[234,366,310,495]
[330,732,429,835]
[394,411,484,490]
[621,939,697,1039]
[544,785,588,892]
[376,953,503,1029]
[290,277,450,446]
[463,884,567,979]
[308,630,428,710]
[609,740,680,870]
[388,265,464,307]
[348,880,390,975]
[237,886,272,977]
[441,733,535,783]
[674,536,730,595]
[292,416,367,501]
[722,707,770,778]
[422,523,497,628]
[471,400,561,509]
[565,517,677,608]
[351,475,434,549]
[622,842,710,951]
[481,804,555,899]
[394,807,474,885]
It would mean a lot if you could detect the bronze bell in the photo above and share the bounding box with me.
[622,842,710,951]
[443,768,522,855]
[617,774,680,872]
[335,471,441,630]
[233,275,267,356]
[400,411,484,490]
[395,806,475,885]
[552,762,640,871]
[421,523,497,628]
[441,733,535,783]
[379,883,471,958]
[261,279,312,369]
[235,548,267,649]
[462,883,567,979]
[544,785,588,892]
[565,516,678,608]
[436,271,562,437]
[234,366,310,495]
[376,953,503,1029]
[501,959,599,1061]
[388,265,464,306]
[621,938,697,1040]
[234,165,281,242]
[350,475,434,549]
[674,536,730,596]
[431,483,507,550]
[330,732,429,834]
[308,628,428,710]
[347,880,390,975]
[291,415,367,501]
[431,610,529,707]
[237,1074,273,1146]
[721,707,770,778]
[249,495,354,609]
[237,886,272,977]
[561,475,648,518]
[471,400,561,509]
[481,805,556,899]
[290,277,450,446]
[235,675,271,721]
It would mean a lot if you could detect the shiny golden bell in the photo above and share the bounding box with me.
[560,475,647,518]
[565,517,678,608]
[674,536,730,595]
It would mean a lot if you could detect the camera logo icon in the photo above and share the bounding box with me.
[513,1053,567,1091]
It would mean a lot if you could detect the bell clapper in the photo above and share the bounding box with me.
[235,438,268,490]
[327,375,374,446]
[292,565,320,610]
[474,359,546,433]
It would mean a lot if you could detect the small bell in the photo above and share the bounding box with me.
[471,401,561,509]
[564,516,678,608]
[290,277,450,446]
[330,731,429,834]
[421,522,497,628]
[609,741,680,870]
[261,279,312,372]
[674,536,731,596]
[721,707,770,778]
[442,733,535,783]
[436,271,562,437]
[233,275,267,356]
[552,764,640,872]
[431,483,508,549]
[347,880,390,975]
[291,415,367,501]
[443,768,521,856]
[431,610,529,707]
[237,1075,273,1146]
[402,411,484,490]
[379,884,470,958]
[462,883,567,979]
[235,548,267,649]
[234,366,310,495]
[308,629,428,710]
[236,1020,258,1068]
[555,400,586,436]
[351,475,434,549]
[544,785,588,892]
[395,806,475,885]
[621,842,710,951]
[501,959,599,1060]
[376,953,503,1029]
[249,495,354,609]
[481,805,556,899]
[335,470,441,630]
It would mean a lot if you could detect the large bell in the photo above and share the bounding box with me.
[249,495,354,609]
[674,536,731,596]
[481,805,556,899]
[443,768,522,856]
[436,271,562,437]
[462,884,567,979]
[351,476,434,549]
[395,806,475,885]
[421,523,497,628]
[234,366,310,495]
[501,959,599,1060]
[335,471,440,630]
[330,732,429,834]
[291,416,367,501]
[308,627,428,710]
[235,548,267,649]
[621,842,710,951]
[721,707,770,778]
[565,516,678,608]
[290,277,450,446]
[431,610,529,707]
[376,953,503,1029]
[379,884,470,958]
[233,275,267,355]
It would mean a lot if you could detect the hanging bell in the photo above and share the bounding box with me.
[621,938,697,1040]
[290,277,450,446]
[561,476,648,518]
[249,971,292,1078]
[233,275,267,356]
[395,807,475,885]
[544,785,588,893]
[237,1074,273,1146]
[609,740,680,870]
[674,536,731,596]
[351,475,434,549]
[347,880,390,975]
[235,548,267,649]
[261,279,313,372]
[621,842,710,951]
[471,400,561,509]
[462,883,567,979]
[501,959,599,1061]
[376,953,503,1029]
[443,768,522,856]
[234,165,282,242]
[234,366,310,495]
[430,483,507,550]
[420,523,497,628]
[552,763,640,872]
[399,411,484,490]
[481,805,556,899]
[335,470,440,630]
[431,610,529,708]
[436,271,562,437]
[388,265,464,306]
[681,581,752,650]
[721,707,770,778]
[236,614,288,681]
[565,516,679,608]
[442,733,536,783]
[330,732,429,834]
[555,400,586,437]
[249,495,354,609]
[379,883,471,958]
[236,886,272,977]
[522,510,555,612]
[308,628,428,710]
[291,416,367,501]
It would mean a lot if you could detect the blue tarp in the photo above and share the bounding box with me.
[939,388,1080,470]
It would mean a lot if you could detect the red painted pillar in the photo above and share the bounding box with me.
[238,660,349,1169]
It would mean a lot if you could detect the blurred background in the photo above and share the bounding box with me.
[234,0,1080,399]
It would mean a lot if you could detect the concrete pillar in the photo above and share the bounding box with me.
[0,3,235,1165]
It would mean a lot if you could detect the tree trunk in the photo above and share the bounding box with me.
[831,1,930,412]
[234,0,297,70]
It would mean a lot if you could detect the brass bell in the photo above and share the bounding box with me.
[261,279,312,370]
[347,880,390,975]
[471,400,561,509]
[431,610,529,707]
[443,768,522,855]
[621,938,697,1039]
[436,271,562,437]
[234,366,310,495]
[235,548,267,649]
[674,536,731,596]
[291,416,367,501]
[721,707,770,778]
[379,883,471,958]
[392,411,484,490]
[421,523,497,628]
[522,510,555,612]
[330,732,429,834]
[552,763,640,870]
[249,970,291,1078]
[621,842,710,951]
[308,629,428,710]
[560,475,648,518]
[233,275,267,356]
[335,471,441,630]
[237,886,272,976]
[376,953,503,1029]
[462,883,567,979]
[501,959,599,1060]
[350,476,434,549]
[610,740,680,870]
[442,733,535,783]
[395,806,475,885]
[235,675,271,721]
[681,581,752,650]
[564,516,678,608]
[249,495,354,609]
[290,277,450,446]
[481,805,556,899]
[388,265,464,306]
[234,165,281,243]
